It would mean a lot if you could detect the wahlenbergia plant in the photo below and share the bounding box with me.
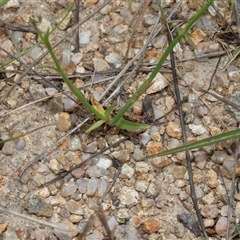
[28,0,214,133]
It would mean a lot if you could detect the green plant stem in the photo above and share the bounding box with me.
[139,128,240,161]
[111,0,214,125]
[32,24,106,121]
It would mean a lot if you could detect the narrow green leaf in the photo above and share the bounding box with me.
[141,129,240,160]
[86,120,105,133]
[105,102,116,118]
[0,0,9,7]
[115,118,149,130]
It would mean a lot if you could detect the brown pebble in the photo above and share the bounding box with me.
[142,220,161,234]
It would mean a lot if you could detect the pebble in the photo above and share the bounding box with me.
[62,97,77,112]
[61,181,78,197]
[97,178,108,197]
[204,218,215,227]
[69,214,82,223]
[92,58,109,71]
[15,138,26,151]
[86,165,107,178]
[0,221,8,234]
[200,204,218,218]
[76,178,89,193]
[65,199,84,215]
[220,205,228,217]
[119,187,139,207]
[152,35,167,49]
[135,180,149,193]
[96,156,112,170]
[135,162,150,173]
[114,224,141,240]
[29,84,47,100]
[189,124,207,135]
[151,156,171,169]
[24,195,53,217]
[112,149,129,162]
[116,208,129,223]
[48,158,64,174]
[84,142,97,153]
[206,169,219,188]
[215,217,227,236]
[107,216,119,231]
[3,231,19,240]
[71,168,85,179]
[142,220,161,234]
[146,73,169,94]
[1,141,15,155]
[222,155,236,179]
[54,220,78,239]
[166,121,182,139]
[56,112,71,132]
[142,14,157,26]
[202,192,215,205]
[120,163,134,179]
[68,136,81,151]
[146,141,164,156]
[36,187,50,198]
[86,178,99,196]
[140,132,151,145]
[105,52,122,68]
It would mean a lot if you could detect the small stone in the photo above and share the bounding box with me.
[114,225,141,240]
[220,205,228,217]
[222,155,235,179]
[49,97,63,114]
[86,165,107,178]
[56,112,71,132]
[76,178,88,193]
[105,52,122,68]
[116,208,129,223]
[48,158,64,174]
[235,202,240,218]
[71,168,85,179]
[135,180,149,193]
[68,136,81,151]
[0,221,9,234]
[215,217,227,236]
[202,192,215,205]
[119,187,139,207]
[96,157,112,170]
[4,0,20,8]
[179,191,189,201]
[142,220,161,234]
[146,73,169,94]
[146,141,165,156]
[69,214,82,223]
[54,220,78,239]
[84,142,97,153]
[140,132,151,146]
[204,218,215,227]
[92,58,109,71]
[235,193,240,201]
[151,156,171,169]
[206,169,219,188]
[29,84,47,100]
[135,162,150,173]
[97,178,108,197]
[36,187,50,198]
[201,204,218,218]
[86,178,99,196]
[142,14,157,26]
[171,165,186,180]
[3,230,18,240]
[120,163,134,178]
[1,141,15,155]
[112,149,129,162]
[62,97,77,112]
[189,124,207,135]
[24,195,53,217]
[65,199,84,215]
[61,181,78,197]
[152,35,167,48]
[166,121,182,139]
[86,0,98,6]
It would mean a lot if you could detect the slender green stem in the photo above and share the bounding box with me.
[32,24,106,121]
[111,0,214,125]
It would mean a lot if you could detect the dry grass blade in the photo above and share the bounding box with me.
[0,206,70,232]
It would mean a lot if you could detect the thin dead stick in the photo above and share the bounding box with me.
[162,8,208,238]
[42,136,129,187]
[0,0,111,104]
[0,206,70,232]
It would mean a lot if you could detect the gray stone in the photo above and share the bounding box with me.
[1,141,15,155]
[86,165,107,178]
[135,162,150,173]
[135,180,149,193]
[65,199,84,215]
[86,178,99,196]
[120,163,134,179]
[68,136,81,151]
[119,187,139,207]
[84,142,97,153]
[76,178,89,193]
[61,181,78,197]
[29,84,47,100]
[24,195,53,217]
[114,224,141,240]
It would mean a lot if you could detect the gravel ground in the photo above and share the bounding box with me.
[0,0,240,239]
